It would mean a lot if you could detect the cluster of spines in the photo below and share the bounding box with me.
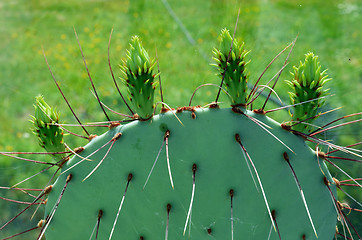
[212,28,250,107]
[285,52,331,133]
[31,95,66,162]
[120,36,158,120]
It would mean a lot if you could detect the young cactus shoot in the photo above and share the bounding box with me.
[120,36,158,120]
[286,52,331,133]
[213,28,250,107]
[31,95,66,162]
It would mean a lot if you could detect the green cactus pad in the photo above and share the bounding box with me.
[213,28,250,107]
[44,108,337,239]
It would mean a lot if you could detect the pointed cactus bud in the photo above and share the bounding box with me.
[31,95,65,161]
[120,36,158,120]
[212,28,250,107]
[286,52,331,133]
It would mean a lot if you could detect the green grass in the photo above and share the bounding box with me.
[0,0,361,238]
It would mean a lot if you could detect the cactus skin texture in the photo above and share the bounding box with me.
[4,28,359,240]
[44,110,337,239]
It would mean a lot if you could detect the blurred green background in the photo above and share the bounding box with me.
[0,0,360,238]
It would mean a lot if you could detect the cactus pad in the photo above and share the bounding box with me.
[44,108,337,239]
[2,27,358,240]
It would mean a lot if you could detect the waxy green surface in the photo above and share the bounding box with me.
[45,108,337,239]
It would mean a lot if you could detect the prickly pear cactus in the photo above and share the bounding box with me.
[1,28,361,240]
[43,107,337,239]
[42,31,337,240]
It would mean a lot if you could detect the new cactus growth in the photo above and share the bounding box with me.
[1,27,361,240]
[120,36,158,120]
[213,28,250,107]
[31,96,66,162]
[42,107,337,239]
[285,52,331,133]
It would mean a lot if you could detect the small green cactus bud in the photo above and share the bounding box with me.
[120,36,158,120]
[212,28,250,107]
[286,52,331,133]
[31,95,65,161]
